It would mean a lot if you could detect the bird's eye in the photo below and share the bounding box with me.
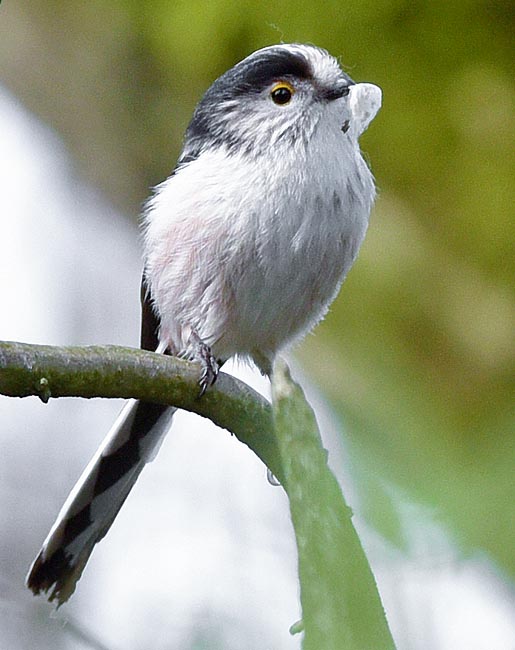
[270,82,294,105]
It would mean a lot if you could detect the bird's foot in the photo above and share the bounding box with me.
[198,345,219,397]
[189,331,220,397]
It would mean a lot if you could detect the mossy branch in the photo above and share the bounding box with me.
[0,340,280,478]
[0,340,396,649]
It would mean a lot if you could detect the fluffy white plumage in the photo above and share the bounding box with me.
[144,43,381,373]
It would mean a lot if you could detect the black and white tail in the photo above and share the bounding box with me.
[26,398,176,604]
[27,276,172,605]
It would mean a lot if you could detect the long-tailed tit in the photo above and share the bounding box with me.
[27,43,381,604]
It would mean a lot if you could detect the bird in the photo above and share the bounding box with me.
[26,43,381,605]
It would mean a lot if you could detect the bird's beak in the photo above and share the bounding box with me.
[348,83,382,136]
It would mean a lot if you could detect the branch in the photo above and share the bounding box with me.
[0,340,396,648]
[0,340,281,479]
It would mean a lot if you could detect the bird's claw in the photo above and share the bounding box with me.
[198,345,219,397]
[188,330,220,397]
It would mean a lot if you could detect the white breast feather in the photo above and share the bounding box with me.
[144,123,374,371]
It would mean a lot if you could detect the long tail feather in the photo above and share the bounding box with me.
[26,399,175,605]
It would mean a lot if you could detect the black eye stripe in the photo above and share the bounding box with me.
[236,50,312,92]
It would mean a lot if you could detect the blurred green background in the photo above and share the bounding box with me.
[1,0,514,583]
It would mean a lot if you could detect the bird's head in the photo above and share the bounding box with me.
[181,43,381,160]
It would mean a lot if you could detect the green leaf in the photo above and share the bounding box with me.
[271,360,396,650]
